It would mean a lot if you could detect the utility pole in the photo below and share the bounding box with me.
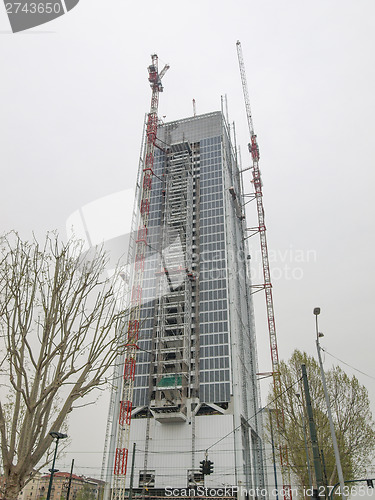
[296,393,313,490]
[268,410,279,500]
[66,459,74,500]
[301,364,324,498]
[314,307,346,500]
[321,449,328,489]
[129,443,136,500]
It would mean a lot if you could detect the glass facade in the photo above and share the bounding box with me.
[104,111,266,494]
[198,136,231,403]
[132,112,243,406]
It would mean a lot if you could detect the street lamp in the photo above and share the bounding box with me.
[314,307,346,500]
[46,431,68,500]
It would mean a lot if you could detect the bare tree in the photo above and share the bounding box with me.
[0,232,127,499]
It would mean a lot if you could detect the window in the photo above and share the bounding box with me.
[139,471,155,488]
[187,470,204,486]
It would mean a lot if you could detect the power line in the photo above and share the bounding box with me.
[321,347,375,381]
[206,376,303,452]
[131,375,302,457]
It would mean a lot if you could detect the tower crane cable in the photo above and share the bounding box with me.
[236,40,292,500]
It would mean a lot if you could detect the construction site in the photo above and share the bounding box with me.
[102,44,289,500]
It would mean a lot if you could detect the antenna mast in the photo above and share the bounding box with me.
[236,40,292,500]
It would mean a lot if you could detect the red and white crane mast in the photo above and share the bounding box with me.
[236,40,291,500]
[112,54,169,500]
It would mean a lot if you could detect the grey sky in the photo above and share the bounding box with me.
[1,0,375,478]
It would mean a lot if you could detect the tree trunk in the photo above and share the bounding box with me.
[329,466,337,489]
[4,470,25,500]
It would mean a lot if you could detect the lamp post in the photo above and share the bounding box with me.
[296,392,313,491]
[314,307,346,500]
[46,431,68,500]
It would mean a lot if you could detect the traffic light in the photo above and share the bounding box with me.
[206,460,214,475]
[367,480,374,488]
[199,459,214,475]
[199,460,206,475]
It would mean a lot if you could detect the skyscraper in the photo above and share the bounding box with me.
[105,110,265,497]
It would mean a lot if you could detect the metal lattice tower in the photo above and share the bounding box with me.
[111,54,169,500]
[236,40,292,499]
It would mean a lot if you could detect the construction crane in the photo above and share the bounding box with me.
[236,40,292,500]
[111,54,169,500]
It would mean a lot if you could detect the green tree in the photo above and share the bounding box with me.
[0,232,127,499]
[268,350,375,490]
[76,484,97,500]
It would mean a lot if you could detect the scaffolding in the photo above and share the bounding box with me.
[151,141,194,422]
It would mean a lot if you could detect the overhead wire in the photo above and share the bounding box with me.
[205,376,303,452]
[132,375,303,456]
[321,347,375,381]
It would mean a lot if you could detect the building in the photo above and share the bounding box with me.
[105,111,265,498]
[38,472,103,500]
[0,471,42,500]
[17,472,42,500]
[0,470,104,500]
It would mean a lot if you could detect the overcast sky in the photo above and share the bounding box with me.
[1,0,375,479]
